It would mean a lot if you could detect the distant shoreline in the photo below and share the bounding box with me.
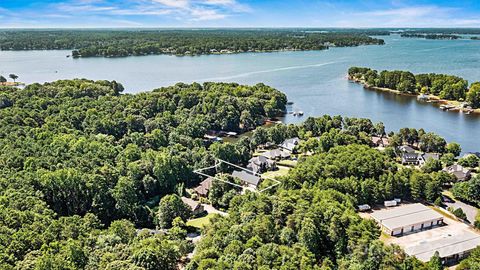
[348,76,480,115]
[0,82,24,87]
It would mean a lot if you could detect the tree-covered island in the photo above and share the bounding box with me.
[0,29,384,58]
[348,67,480,113]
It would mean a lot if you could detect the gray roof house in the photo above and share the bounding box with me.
[398,145,415,154]
[443,164,472,182]
[232,170,261,188]
[401,152,420,164]
[279,137,300,152]
[247,156,276,174]
[262,148,291,160]
[418,153,440,166]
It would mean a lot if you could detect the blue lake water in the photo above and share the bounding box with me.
[1,35,480,151]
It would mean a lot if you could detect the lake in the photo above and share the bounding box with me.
[1,35,480,152]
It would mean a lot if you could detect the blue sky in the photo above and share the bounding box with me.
[1,0,480,28]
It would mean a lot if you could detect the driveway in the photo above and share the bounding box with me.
[443,198,478,224]
[202,203,228,216]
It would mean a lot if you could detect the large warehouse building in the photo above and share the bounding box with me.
[405,230,480,263]
[371,203,444,236]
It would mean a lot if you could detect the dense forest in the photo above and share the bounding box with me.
[0,78,473,269]
[348,67,480,108]
[400,33,460,40]
[0,79,286,269]
[0,29,385,58]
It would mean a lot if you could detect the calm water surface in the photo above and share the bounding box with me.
[1,35,480,151]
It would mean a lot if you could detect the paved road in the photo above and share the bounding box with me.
[444,198,478,224]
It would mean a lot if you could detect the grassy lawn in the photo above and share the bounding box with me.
[261,166,290,179]
[277,160,297,168]
[187,213,215,229]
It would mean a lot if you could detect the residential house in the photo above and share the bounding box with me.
[443,164,472,182]
[279,137,300,153]
[401,152,419,165]
[181,197,204,216]
[398,145,415,154]
[371,136,390,147]
[402,152,440,166]
[194,177,213,197]
[232,170,261,189]
[262,148,291,161]
[247,156,276,174]
[418,153,441,166]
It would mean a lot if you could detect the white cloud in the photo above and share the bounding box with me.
[153,0,190,9]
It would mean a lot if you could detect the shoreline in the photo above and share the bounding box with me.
[0,82,25,87]
[348,76,480,115]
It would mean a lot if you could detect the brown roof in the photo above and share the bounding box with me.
[181,197,201,211]
[194,177,213,196]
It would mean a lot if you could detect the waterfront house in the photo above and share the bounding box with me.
[279,137,300,153]
[181,197,204,216]
[194,177,214,197]
[443,164,472,182]
[232,170,261,189]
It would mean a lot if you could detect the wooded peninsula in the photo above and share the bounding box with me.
[348,67,480,112]
[0,29,385,58]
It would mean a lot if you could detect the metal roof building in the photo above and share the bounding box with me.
[371,203,444,236]
[405,231,480,263]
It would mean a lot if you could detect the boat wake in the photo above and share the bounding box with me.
[198,60,345,81]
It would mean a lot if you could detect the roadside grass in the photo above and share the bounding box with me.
[187,213,216,229]
[428,205,458,221]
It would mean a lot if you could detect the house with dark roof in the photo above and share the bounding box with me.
[279,137,300,153]
[443,164,472,182]
[232,170,261,189]
[194,177,213,197]
[181,197,204,216]
[402,152,440,166]
[247,156,276,174]
[401,152,420,165]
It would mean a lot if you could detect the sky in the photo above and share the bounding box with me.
[1,0,480,28]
